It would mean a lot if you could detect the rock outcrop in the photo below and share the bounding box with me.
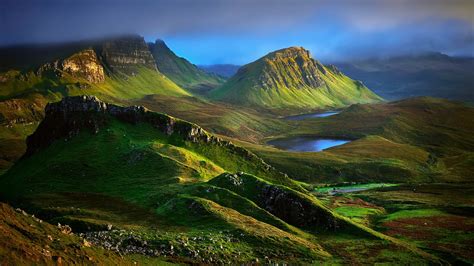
[259,183,340,230]
[61,49,105,83]
[37,49,105,83]
[99,35,157,75]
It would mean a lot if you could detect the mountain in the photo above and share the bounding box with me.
[335,52,474,102]
[199,64,240,78]
[149,39,224,93]
[0,96,438,264]
[210,47,382,110]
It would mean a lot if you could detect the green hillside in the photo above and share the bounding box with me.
[0,96,438,264]
[150,40,225,93]
[211,47,382,110]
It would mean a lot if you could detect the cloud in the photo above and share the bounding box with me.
[0,0,472,62]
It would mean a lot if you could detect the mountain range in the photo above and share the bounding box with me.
[335,52,474,102]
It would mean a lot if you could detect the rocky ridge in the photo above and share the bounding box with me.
[24,96,277,176]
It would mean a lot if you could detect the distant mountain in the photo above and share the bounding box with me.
[149,40,224,93]
[210,47,382,110]
[199,64,240,78]
[335,53,474,102]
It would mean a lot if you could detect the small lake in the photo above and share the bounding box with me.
[285,111,340,121]
[268,136,351,152]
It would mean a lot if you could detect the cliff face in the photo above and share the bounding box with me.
[99,35,157,75]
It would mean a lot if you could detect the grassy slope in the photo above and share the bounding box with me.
[0,110,438,263]
[0,117,331,263]
[0,202,173,265]
[210,47,382,110]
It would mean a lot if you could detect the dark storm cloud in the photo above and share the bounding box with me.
[0,0,473,62]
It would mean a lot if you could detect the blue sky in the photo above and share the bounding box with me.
[1,0,473,64]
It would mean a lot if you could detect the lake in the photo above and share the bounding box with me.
[285,111,340,120]
[267,136,351,152]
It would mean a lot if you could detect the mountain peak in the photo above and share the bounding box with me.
[265,46,310,60]
[154,39,170,49]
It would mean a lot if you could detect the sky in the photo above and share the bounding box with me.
[1,0,473,64]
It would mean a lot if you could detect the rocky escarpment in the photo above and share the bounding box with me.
[24,96,275,176]
[37,49,105,83]
[98,35,157,75]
